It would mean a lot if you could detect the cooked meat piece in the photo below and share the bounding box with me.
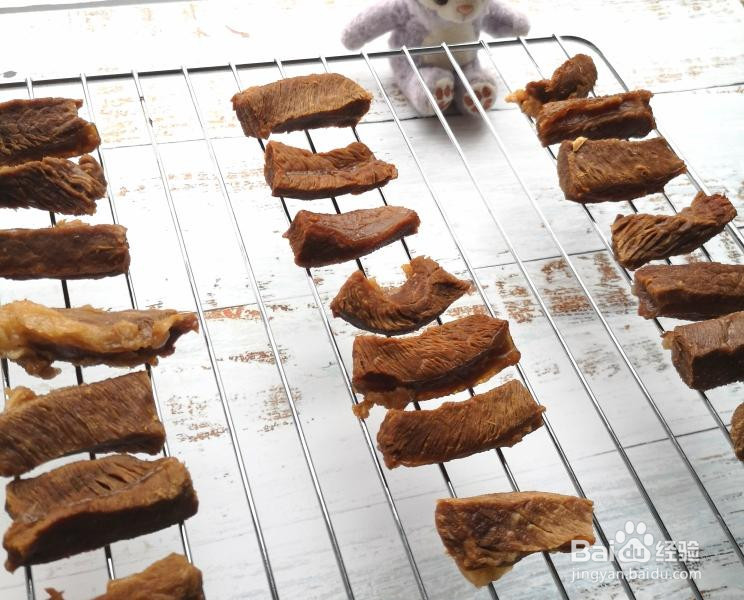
[3,455,198,572]
[264,140,397,200]
[557,137,686,203]
[0,300,199,379]
[232,73,373,139]
[331,256,471,335]
[0,220,130,280]
[284,206,420,268]
[0,98,100,166]
[46,553,205,600]
[0,371,164,477]
[377,380,544,469]
[0,155,106,215]
[662,311,744,390]
[634,263,744,320]
[352,315,521,418]
[612,192,736,269]
[506,54,597,118]
[732,403,744,461]
[536,90,655,146]
[436,491,595,586]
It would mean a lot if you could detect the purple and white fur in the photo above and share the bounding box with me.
[342,0,529,115]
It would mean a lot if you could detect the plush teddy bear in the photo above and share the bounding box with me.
[342,0,529,116]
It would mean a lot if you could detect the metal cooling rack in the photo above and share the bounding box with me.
[0,35,742,599]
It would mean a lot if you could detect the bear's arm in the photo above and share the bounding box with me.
[481,1,530,38]
[342,0,409,51]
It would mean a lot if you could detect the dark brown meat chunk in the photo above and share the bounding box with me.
[732,403,744,461]
[0,98,100,166]
[352,315,521,418]
[284,206,420,268]
[232,73,372,139]
[377,380,544,469]
[3,455,198,572]
[557,137,686,203]
[0,220,130,280]
[436,492,595,586]
[0,155,106,215]
[506,54,597,118]
[264,140,397,200]
[330,256,471,335]
[0,300,199,379]
[46,553,205,600]
[0,371,164,477]
[612,192,736,269]
[662,310,744,390]
[634,262,744,320]
[536,90,655,146]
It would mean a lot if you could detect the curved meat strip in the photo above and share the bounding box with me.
[732,403,744,461]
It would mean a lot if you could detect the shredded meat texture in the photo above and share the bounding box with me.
[0,154,106,215]
[232,73,373,139]
[633,263,744,320]
[536,90,655,146]
[46,553,205,600]
[352,315,521,418]
[264,140,397,200]
[662,310,744,391]
[0,220,130,280]
[0,300,199,379]
[330,257,471,335]
[436,492,595,586]
[0,98,100,166]
[506,54,597,118]
[3,455,198,572]
[284,206,420,268]
[557,137,686,203]
[732,403,744,461]
[377,380,544,469]
[0,371,164,477]
[612,192,736,269]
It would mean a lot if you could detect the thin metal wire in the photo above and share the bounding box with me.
[130,69,280,599]
[432,41,744,571]
[79,72,195,565]
[178,65,356,599]
[228,61,429,600]
[359,51,646,599]
[498,38,734,446]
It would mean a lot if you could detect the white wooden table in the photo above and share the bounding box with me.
[0,2,742,599]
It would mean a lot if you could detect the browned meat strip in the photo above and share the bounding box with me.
[0,300,199,379]
[232,73,372,139]
[46,553,205,600]
[330,256,471,335]
[264,140,397,200]
[3,455,198,572]
[0,371,164,477]
[662,310,744,390]
[377,380,544,469]
[612,192,736,270]
[436,492,595,586]
[536,90,655,146]
[557,137,686,203]
[352,315,521,418]
[0,220,130,280]
[0,98,100,166]
[634,263,744,320]
[284,206,420,268]
[0,155,106,215]
[506,54,597,118]
[732,403,744,461]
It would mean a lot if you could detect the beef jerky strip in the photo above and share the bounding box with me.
[0,220,130,280]
[0,98,100,166]
[732,403,744,462]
